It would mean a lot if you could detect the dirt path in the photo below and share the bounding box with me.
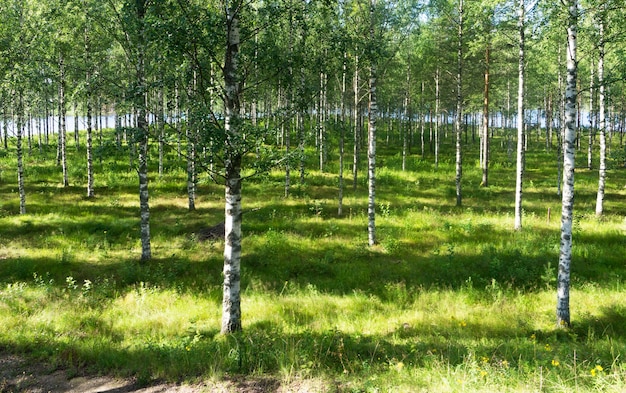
[0,353,331,393]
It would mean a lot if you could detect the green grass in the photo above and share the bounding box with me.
[1,126,626,392]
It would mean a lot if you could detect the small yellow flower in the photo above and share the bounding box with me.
[544,344,552,352]
[501,360,509,369]
[551,359,560,367]
[481,356,489,364]
[590,365,603,376]
[459,321,467,327]
[185,346,191,351]
[480,370,488,377]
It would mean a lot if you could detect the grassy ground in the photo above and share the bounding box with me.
[0,125,625,392]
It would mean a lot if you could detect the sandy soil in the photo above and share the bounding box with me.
[0,353,332,393]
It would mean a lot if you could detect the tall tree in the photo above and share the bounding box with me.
[454,0,464,207]
[556,0,578,328]
[221,0,244,334]
[84,0,95,198]
[367,0,378,246]
[514,0,525,230]
[594,2,607,217]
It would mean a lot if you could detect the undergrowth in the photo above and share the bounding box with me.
[0,126,625,392]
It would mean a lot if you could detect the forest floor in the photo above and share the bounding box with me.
[0,352,330,393]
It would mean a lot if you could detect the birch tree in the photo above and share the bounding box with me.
[135,0,152,262]
[221,0,244,334]
[556,0,578,328]
[514,0,525,230]
[454,0,464,207]
[367,0,378,246]
[594,2,606,217]
[84,0,95,198]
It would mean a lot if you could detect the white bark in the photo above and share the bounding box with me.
[222,2,243,334]
[435,68,440,169]
[588,58,594,170]
[557,0,578,328]
[367,0,377,246]
[58,54,68,187]
[338,53,347,216]
[136,0,151,262]
[514,0,525,231]
[595,10,606,217]
[353,54,359,190]
[85,13,94,199]
[454,0,463,207]
[481,44,490,187]
[17,92,26,214]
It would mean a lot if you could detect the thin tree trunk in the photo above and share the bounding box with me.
[74,101,79,150]
[2,98,8,150]
[187,74,197,211]
[175,82,182,159]
[402,60,410,172]
[588,58,595,170]
[319,70,326,173]
[454,0,464,207]
[435,68,440,169]
[556,0,578,329]
[595,9,606,217]
[353,54,360,190]
[17,92,26,214]
[338,52,347,216]
[85,10,94,198]
[136,0,151,262]
[514,0,525,230]
[481,43,490,187]
[222,1,243,334]
[59,53,69,187]
[367,0,377,246]
[557,46,564,196]
[420,81,425,157]
[158,80,165,177]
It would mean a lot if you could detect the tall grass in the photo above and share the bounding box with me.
[0,126,625,391]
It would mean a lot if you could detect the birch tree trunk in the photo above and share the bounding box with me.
[222,0,243,334]
[74,101,79,150]
[557,0,578,328]
[481,44,490,187]
[136,0,151,262]
[187,71,197,211]
[514,0,525,231]
[17,92,26,214]
[367,0,377,246]
[595,9,606,217]
[420,81,425,157]
[2,99,7,150]
[158,80,164,177]
[588,58,594,170]
[402,60,410,172]
[58,53,69,187]
[85,9,94,199]
[353,54,360,190]
[338,53,347,216]
[435,68,440,169]
[454,0,463,207]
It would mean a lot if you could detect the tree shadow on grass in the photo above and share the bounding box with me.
[574,305,626,340]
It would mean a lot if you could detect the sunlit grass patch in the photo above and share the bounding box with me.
[1,128,626,390]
